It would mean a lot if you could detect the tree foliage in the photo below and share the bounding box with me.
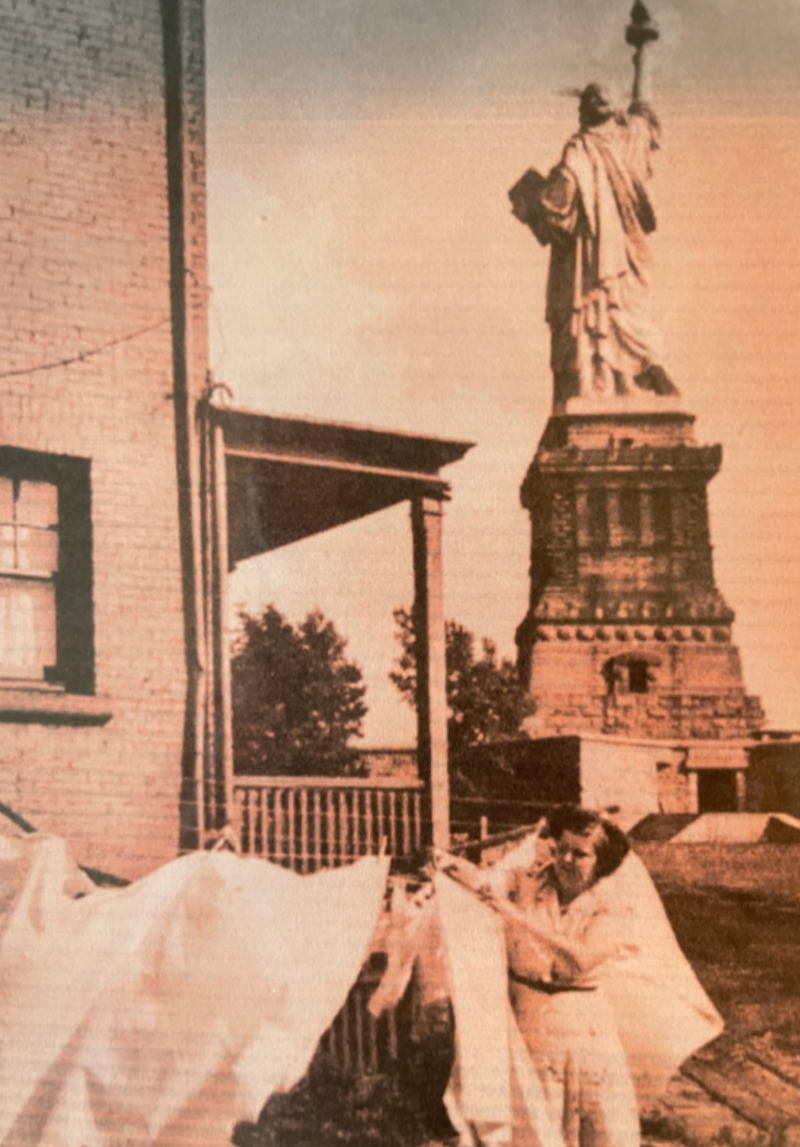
[389,607,526,757]
[232,605,367,776]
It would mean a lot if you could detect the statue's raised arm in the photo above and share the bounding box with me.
[509,2,678,413]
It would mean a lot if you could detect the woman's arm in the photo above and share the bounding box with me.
[432,849,510,899]
[487,890,636,980]
[434,848,635,980]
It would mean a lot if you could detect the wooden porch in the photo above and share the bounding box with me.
[190,398,472,855]
[232,775,425,870]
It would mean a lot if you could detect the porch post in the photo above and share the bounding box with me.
[411,495,450,850]
[212,422,235,823]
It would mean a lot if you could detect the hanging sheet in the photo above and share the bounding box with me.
[0,831,388,1147]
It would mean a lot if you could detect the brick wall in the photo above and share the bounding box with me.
[0,0,205,878]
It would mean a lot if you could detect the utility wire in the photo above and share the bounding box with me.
[0,316,170,381]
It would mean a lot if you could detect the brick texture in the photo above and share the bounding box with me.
[0,0,206,879]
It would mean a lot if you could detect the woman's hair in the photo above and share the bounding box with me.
[546,807,630,879]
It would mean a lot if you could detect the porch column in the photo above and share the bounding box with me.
[411,495,449,850]
[212,422,235,823]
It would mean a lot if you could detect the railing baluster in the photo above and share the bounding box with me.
[257,785,266,856]
[299,787,309,873]
[287,787,296,869]
[236,788,248,854]
[266,788,273,863]
[400,789,410,858]
[354,789,363,857]
[413,790,422,854]
[376,791,386,854]
[312,788,322,873]
[338,789,348,865]
[387,790,397,857]
[276,789,285,867]
[326,789,336,867]
[365,788,374,856]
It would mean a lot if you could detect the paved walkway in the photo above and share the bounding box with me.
[644,1034,800,1147]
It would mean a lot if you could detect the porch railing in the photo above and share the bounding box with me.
[232,775,425,870]
[231,775,425,1077]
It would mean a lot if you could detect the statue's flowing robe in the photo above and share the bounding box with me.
[512,108,676,408]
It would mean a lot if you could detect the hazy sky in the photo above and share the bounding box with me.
[206,1,800,743]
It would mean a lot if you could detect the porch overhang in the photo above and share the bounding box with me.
[213,406,473,564]
[200,402,473,853]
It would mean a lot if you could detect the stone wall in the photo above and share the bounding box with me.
[518,411,765,742]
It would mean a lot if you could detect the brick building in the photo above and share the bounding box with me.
[0,0,467,878]
[0,0,209,877]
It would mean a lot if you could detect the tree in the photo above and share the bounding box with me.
[231,605,368,776]
[389,607,526,757]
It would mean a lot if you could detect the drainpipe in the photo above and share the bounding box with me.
[160,0,210,851]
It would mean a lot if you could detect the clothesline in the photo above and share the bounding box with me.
[447,819,544,856]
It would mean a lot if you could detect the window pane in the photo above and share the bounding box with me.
[17,526,59,574]
[0,577,57,679]
[0,478,14,524]
[17,480,59,528]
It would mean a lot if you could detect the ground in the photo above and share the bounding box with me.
[643,878,800,1146]
[234,859,800,1147]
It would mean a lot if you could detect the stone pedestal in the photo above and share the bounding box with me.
[516,409,764,740]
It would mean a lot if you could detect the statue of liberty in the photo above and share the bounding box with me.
[510,2,678,411]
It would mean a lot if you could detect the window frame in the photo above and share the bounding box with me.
[0,447,95,696]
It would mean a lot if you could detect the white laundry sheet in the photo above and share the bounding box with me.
[0,832,388,1147]
[371,854,723,1147]
[433,874,565,1147]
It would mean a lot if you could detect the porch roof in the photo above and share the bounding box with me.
[213,405,473,563]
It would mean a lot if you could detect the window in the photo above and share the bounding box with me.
[0,476,59,680]
[651,487,672,547]
[0,449,93,693]
[618,485,640,546]
[697,770,738,813]
[587,487,608,552]
[628,658,649,694]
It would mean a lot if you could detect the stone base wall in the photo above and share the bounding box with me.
[526,689,763,741]
[518,410,765,747]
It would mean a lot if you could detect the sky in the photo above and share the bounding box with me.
[205,0,800,745]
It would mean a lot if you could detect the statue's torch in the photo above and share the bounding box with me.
[626,0,659,102]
